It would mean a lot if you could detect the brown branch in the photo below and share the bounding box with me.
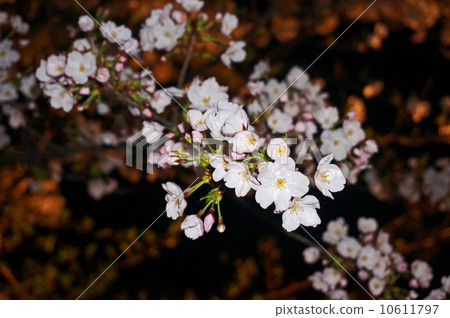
[262,280,311,299]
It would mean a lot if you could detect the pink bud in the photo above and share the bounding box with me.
[19,39,30,47]
[340,278,348,287]
[96,67,110,83]
[396,262,408,273]
[166,132,175,139]
[204,213,215,233]
[279,93,289,103]
[142,108,152,118]
[322,259,329,266]
[115,63,124,72]
[358,270,369,281]
[79,87,90,95]
[363,233,374,243]
[409,279,419,289]
[160,56,167,62]
[192,130,203,144]
[346,111,357,119]
[408,290,418,299]
[178,123,186,133]
[217,222,226,233]
[119,56,127,63]
[215,13,223,21]
[302,112,313,120]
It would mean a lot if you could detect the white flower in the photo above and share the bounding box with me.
[255,157,309,211]
[10,15,29,34]
[423,167,450,204]
[2,105,24,129]
[101,21,132,45]
[0,82,18,102]
[328,289,348,300]
[78,15,95,32]
[314,107,338,129]
[282,195,321,231]
[144,4,173,27]
[295,120,317,138]
[64,51,97,84]
[97,102,110,115]
[45,54,66,77]
[20,74,39,99]
[142,121,164,144]
[73,38,91,51]
[205,101,249,140]
[302,247,321,264]
[221,13,238,36]
[368,277,385,296]
[249,60,270,80]
[187,109,208,131]
[43,84,74,112]
[425,289,446,300]
[322,218,348,245]
[314,154,346,199]
[357,217,378,233]
[356,245,378,270]
[343,120,365,146]
[150,90,171,114]
[209,154,231,182]
[153,19,185,51]
[36,60,52,83]
[320,129,351,161]
[336,237,361,259]
[267,109,293,134]
[372,257,389,278]
[0,39,20,69]
[177,0,204,12]
[309,271,328,292]
[0,12,7,25]
[411,260,433,288]
[323,267,342,287]
[267,138,290,160]
[162,182,187,220]
[247,100,262,115]
[264,79,287,101]
[224,162,259,197]
[181,215,204,240]
[376,231,392,255]
[283,100,300,117]
[285,66,309,90]
[231,130,262,153]
[122,38,139,55]
[441,275,450,293]
[221,41,246,67]
[187,77,228,111]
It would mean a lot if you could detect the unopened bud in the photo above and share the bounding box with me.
[217,222,226,233]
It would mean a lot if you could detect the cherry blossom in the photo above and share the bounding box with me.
[221,13,238,36]
[181,215,204,240]
[223,162,259,197]
[162,182,187,220]
[314,154,346,199]
[281,195,321,231]
[64,51,97,85]
[255,157,309,212]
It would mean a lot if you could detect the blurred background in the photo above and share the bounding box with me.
[0,0,449,299]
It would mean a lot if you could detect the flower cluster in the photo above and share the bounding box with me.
[0,12,37,149]
[304,217,449,299]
